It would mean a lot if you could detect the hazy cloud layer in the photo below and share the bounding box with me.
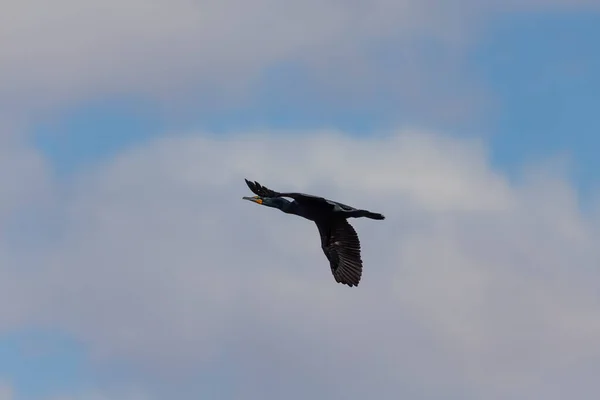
[2,0,597,120]
[0,382,147,400]
[0,383,12,400]
[1,131,600,399]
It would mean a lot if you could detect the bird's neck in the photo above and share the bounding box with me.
[269,198,296,214]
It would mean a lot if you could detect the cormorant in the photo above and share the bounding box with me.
[243,179,385,287]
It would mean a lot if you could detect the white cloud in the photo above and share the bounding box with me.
[2,0,596,119]
[0,383,12,400]
[1,129,600,399]
[0,132,49,219]
[47,389,150,400]
[0,381,150,400]
[0,0,460,113]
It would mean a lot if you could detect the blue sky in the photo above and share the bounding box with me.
[0,331,91,398]
[3,3,600,400]
[33,10,599,189]
[481,11,600,191]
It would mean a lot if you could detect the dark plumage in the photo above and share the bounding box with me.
[242,179,384,287]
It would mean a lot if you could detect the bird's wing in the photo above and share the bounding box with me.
[245,179,282,197]
[316,219,363,287]
[245,179,330,206]
[324,199,358,211]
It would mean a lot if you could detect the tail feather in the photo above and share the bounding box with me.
[364,211,385,220]
[347,210,385,220]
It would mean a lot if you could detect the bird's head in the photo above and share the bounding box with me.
[242,195,288,210]
[242,195,265,205]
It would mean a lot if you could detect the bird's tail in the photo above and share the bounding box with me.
[348,210,385,220]
[364,211,385,220]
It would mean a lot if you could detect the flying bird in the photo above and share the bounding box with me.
[243,179,385,287]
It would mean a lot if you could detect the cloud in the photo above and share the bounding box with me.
[0,383,12,400]
[0,1,456,112]
[3,0,596,121]
[0,134,50,220]
[0,381,148,400]
[1,129,600,399]
[47,390,149,400]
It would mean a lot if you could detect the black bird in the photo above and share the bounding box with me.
[243,179,385,287]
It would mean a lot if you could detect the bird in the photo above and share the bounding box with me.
[242,179,385,287]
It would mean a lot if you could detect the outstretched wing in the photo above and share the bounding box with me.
[316,218,363,287]
[245,179,282,197]
[245,179,332,207]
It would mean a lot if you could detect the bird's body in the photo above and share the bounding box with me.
[243,179,384,287]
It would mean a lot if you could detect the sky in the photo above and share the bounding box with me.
[1,1,600,399]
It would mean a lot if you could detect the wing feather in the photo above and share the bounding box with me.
[245,178,332,207]
[245,179,282,197]
[316,219,363,287]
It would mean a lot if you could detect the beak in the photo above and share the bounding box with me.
[242,196,263,204]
